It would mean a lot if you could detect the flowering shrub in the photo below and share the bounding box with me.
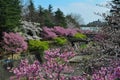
[92,66,120,80]
[54,26,67,36]
[53,26,79,36]
[1,32,28,53]
[10,59,41,80]
[65,28,78,36]
[10,49,86,80]
[10,48,120,80]
[41,26,87,39]
[42,48,76,80]
[42,27,58,39]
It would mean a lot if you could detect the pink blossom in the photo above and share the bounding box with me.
[1,32,28,53]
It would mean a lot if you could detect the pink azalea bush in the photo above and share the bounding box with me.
[10,48,120,80]
[1,32,28,53]
[42,27,58,39]
[41,26,87,39]
[10,59,41,80]
[10,48,86,80]
[54,26,67,36]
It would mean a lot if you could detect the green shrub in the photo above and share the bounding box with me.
[28,40,49,52]
[80,44,87,49]
[54,37,67,46]
[74,33,87,39]
[28,40,49,63]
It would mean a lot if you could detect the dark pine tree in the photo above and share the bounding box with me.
[0,0,21,35]
[44,5,55,27]
[38,4,55,27]
[48,4,53,13]
[38,5,45,26]
[54,8,67,28]
[28,0,35,22]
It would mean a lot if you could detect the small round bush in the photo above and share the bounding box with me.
[74,33,87,39]
[28,40,49,52]
[53,37,67,46]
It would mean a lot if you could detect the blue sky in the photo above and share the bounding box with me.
[31,0,110,24]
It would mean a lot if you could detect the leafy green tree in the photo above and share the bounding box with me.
[54,8,67,28]
[0,0,21,34]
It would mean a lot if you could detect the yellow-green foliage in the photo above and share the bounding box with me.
[54,37,67,45]
[28,40,49,52]
[74,33,87,39]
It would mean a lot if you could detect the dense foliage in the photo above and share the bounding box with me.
[54,8,67,27]
[28,40,49,52]
[54,37,67,46]
[23,0,67,28]
[0,0,21,35]
[22,0,82,28]
[74,33,87,39]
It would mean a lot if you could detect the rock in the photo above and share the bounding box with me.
[69,55,92,63]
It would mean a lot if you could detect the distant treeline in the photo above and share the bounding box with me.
[22,0,83,28]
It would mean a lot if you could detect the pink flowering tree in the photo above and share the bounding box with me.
[10,48,120,80]
[1,32,28,57]
[10,48,86,80]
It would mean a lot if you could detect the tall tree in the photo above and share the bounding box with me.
[48,4,53,13]
[38,5,45,26]
[54,8,67,28]
[45,4,55,27]
[28,0,35,22]
[38,4,54,27]
[0,0,21,34]
[0,0,6,32]
[105,0,120,30]
[98,0,120,53]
